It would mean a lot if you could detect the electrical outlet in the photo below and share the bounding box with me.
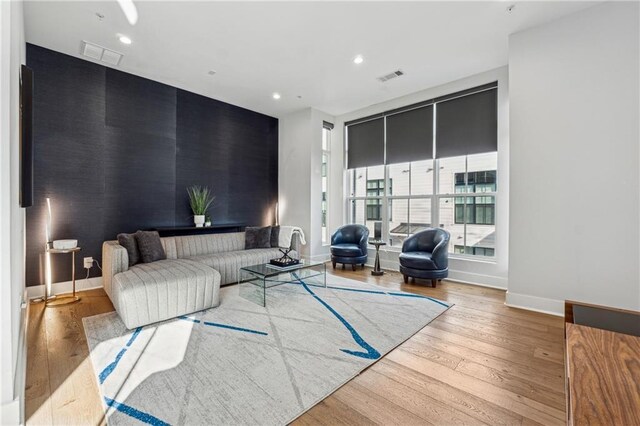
[84,257,93,269]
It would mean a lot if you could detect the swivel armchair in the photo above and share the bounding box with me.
[330,224,369,270]
[399,228,450,287]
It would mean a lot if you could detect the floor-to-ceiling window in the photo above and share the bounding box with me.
[346,83,498,258]
[321,121,333,244]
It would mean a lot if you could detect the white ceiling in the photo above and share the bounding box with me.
[24,1,599,118]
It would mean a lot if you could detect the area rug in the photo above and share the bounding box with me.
[83,274,451,425]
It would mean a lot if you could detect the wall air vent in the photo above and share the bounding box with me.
[81,41,123,66]
[377,70,404,83]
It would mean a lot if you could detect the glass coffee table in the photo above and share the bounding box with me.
[239,261,326,307]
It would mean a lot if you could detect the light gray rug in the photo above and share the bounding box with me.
[83,274,451,425]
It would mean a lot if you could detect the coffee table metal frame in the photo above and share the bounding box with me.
[238,261,327,307]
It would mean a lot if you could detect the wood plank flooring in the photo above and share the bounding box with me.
[25,266,565,425]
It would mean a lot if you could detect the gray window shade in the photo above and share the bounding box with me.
[347,118,384,169]
[436,88,497,158]
[386,105,433,165]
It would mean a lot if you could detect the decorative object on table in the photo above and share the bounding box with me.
[399,227,450,287]
[269,247,300,268]
[134,230,166,263]
[186,185,215,227]
[245,226,272,249]
[204,215,212,227]
[369,239,386,276]
[330,224,368,271]
[52,239,77,250]
[374,221,382,239]
[84,275,450,425]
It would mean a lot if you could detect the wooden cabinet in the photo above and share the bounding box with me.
[564,301,640,425]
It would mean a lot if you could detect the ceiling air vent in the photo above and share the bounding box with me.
[81,41,123,66]
[377,70,404,83]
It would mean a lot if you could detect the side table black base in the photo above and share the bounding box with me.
[369,239,387,277]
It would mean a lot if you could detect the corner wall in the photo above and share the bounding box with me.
[0,0,27,423]
[508,1,640,314]
[279,107,336,260]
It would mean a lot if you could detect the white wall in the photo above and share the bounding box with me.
[508,1,640,314]
[279,108,336,260]
[332,67,510,288]
[0,0,27,424]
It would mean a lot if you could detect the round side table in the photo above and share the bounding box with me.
[45,246,82,306]
[369,239,386,276]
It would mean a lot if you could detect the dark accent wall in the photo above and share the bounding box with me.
[26,44,278,286]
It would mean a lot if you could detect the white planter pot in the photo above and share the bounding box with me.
[194,215,205,227]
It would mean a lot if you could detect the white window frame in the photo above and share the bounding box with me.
[321,125,331,245]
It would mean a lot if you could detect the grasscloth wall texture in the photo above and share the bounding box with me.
[25,44,278,286]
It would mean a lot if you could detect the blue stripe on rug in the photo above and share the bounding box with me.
[387,292,450,307]
[99,326,143,384]
[178,316,201,323]
[203,321,268,336]
[293,273,380,360]
[326,285,386,295]
[104,397,171,426]
[126,327,143,346]
[320,283,450,308]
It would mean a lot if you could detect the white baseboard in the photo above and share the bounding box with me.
[372,258,506,290]
[1,398,21,426]
[308,253,331,263]
[27,276,103,300]
[447,270,507,290]
[505,291,564,317]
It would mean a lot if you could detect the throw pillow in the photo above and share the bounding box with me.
[135,230,167,263]
[117,233,140,267]
[245,226,272,249]
[270,225,280,248]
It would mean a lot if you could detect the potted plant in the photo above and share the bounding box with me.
[187,186,215,227]
[204,215,212,227]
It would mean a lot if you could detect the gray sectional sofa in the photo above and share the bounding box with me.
[102,232,298,329]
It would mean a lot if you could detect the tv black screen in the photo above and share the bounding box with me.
[20,64,33,208]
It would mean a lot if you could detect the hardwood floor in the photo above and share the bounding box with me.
[25,266,565,425]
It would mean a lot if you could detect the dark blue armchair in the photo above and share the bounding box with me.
[330,224,369,270]
[399,228,450,287]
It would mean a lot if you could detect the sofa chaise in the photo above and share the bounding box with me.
[103,232,299,329]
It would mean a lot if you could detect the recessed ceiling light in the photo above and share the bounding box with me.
[208,70,216,76]
[272,93,281,100]
[353,55,364,65]
[119,35,132,45]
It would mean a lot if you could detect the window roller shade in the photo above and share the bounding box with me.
[436,88,497,158]
[386,105,433,165]
[347,118,384,169]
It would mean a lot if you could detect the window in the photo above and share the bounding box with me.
[321,123,332,244]
[365,179,388,220]
[439,152,497,257]
[348,154,497,257]
[454,171,496,225]
[454,245,495,257]
[346,84,498,259]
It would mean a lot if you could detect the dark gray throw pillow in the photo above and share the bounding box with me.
[245,226,272,249]
[270,225,280,248]
[135,230,166,263]
[117,233,140,267]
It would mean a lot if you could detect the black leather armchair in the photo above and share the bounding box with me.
[330,224,369,270]
[399,228,450,287]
